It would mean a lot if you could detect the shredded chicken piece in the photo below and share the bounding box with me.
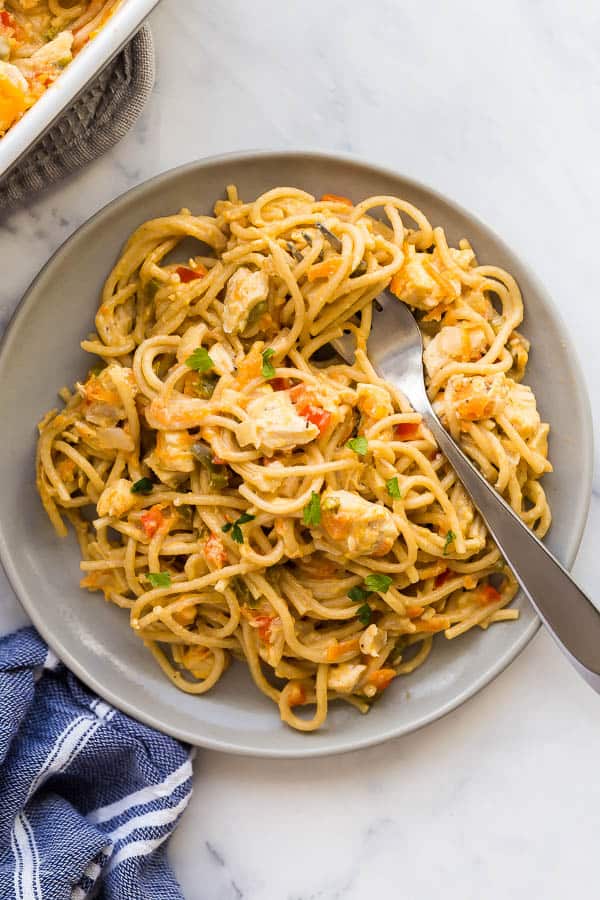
[392,245,460,310]
[446,373,509,422]
[77,365,136,428]
[327,663,367,694]
[320,489,399,558]
[223,267,269,334]
[29,31,73,67]
[356,383,393,422]
[359,624,388,657]
[503,382,541,438]
[146,431,195,475]
[96,479,136,518]
[209,343,235,375]
[236,390,319,452]
[423,324,487,377]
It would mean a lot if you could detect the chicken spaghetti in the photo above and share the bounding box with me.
[0,0,124,137]
[36,186,552,731]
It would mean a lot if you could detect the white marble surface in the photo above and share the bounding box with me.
[2,1,600,897]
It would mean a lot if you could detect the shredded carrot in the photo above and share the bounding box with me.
[460,324,473,361]
[56,458,76,481]
[299,555,339,578]
[182,645,210,675]
[422,303,449,322]
[80,573,101,590]
[271,518,286,538]
[82,378,119,407]
[172,604,197,627]
[287,683,307,707]
[415,616,451,632]
[406,605,424,619]
[368,668,397,690]
[326,637,360,662]
[307,258,342,282]
[234,345,263,387]
[423,258,457,295]
[389,272,404,298]
[321,193,353,206]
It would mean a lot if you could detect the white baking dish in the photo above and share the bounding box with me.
[0,0,161,180]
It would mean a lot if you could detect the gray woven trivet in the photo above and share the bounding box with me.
[0,24,155,211]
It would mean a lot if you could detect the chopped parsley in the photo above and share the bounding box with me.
[237,512,256,526]
[443,530,456,555]
[364,574,392,593]
[357,603,372,626]
[185,347,214,372]
[261,348,276,379]
[303,492,322,527]
[349,576,393,621]
[147,572,171,588]
[386,476,401,499]
[222,512,255,544]
[131,477,153,495]
[347,585,369,603]
[346,436,368,456]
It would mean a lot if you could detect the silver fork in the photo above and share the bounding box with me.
[333,291,600,692]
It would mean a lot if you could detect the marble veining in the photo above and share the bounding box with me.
[1,1,599,897]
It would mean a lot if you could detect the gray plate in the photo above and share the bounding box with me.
[0,152,593,757]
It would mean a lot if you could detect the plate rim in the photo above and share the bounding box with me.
[0,149,594,757]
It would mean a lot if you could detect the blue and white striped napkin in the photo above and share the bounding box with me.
[0,627,193,899]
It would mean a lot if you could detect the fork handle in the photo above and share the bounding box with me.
[422,408,600,691]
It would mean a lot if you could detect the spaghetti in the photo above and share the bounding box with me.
[0,0,123,137]
[36,186,552,731]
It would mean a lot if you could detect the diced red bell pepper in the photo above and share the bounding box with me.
[394,422,421,439]
[140,506,164,538]
[300,404,332,434]
[176,265,208,283]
